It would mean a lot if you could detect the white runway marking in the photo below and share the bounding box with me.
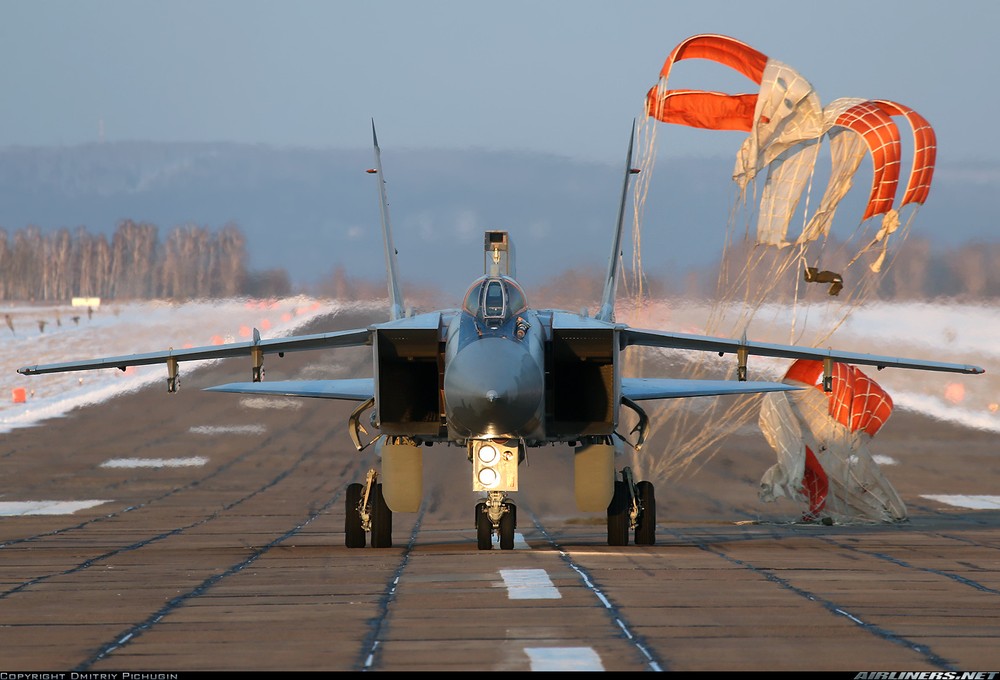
[101,457,209,468]
[239,397,302,410]
[524,647,603,671]
[922,494,1000,510]
[0,500,111,516]
[188,424,266,435]
[492,531,530,549]
[499,568,561,600]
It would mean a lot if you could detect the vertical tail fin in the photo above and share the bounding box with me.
[596,120,639,323]
[371,120,406,321]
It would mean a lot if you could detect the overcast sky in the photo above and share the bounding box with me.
[2,1,996,165]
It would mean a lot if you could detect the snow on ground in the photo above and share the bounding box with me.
[1,296,996,434]
[618,298,999,433]
[0,296,383,434]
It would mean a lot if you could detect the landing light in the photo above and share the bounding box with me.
[478,467,499,487]
[478,445,498,464]
[472,439,518,492]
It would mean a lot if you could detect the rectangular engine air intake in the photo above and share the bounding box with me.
[547,327,616,437]
[375,325,443,436]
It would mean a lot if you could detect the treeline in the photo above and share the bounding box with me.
[533,235,1000,310]
[0,221,291,302]
[4,221,995,306]
[668,235,1000,302]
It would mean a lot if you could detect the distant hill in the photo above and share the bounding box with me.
[0,142,995,299]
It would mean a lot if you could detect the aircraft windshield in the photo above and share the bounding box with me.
[462,276,527,325]
[485,281,504,317]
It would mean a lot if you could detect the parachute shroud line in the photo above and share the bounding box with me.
[627,34,937,499]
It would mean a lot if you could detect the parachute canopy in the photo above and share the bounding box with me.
[645,34,937,275]
[758,359,905,523]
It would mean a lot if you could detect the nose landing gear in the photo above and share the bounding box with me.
[476,491,517,550]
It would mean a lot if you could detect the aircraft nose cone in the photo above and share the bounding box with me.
[444,337,543,437]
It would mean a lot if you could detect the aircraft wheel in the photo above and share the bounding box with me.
[607,480,629,546]
[345,483,366,549]
[476,502,492,550]
[499,503,516,550]
[634,481,656,545]
[370,483,393,548]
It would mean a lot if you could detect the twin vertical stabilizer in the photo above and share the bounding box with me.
[371,120,406,321]
[371,120,635,322]
[596,120,638,323]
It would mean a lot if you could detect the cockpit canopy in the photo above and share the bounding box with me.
[462,276,528,326]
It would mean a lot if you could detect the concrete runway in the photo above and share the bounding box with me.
[1,310,998,672]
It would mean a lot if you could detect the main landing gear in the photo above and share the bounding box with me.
[476,491,516,550]
[607,466,656,546]
[345,468,393,548]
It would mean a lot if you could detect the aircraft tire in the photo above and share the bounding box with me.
[499,503,516,550]
[607,479,629,546]
[345,483,366,549]
[371,483,393,548]
[476,502,492,550]
[634,480,656,545]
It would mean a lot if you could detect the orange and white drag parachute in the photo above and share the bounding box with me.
[757,359,906,523]
[645,34,937,276]
[843,99,937,272]
[645,34,768,132]
[646,34,825,252]
[645,33,825,174]
[629,35,936,491]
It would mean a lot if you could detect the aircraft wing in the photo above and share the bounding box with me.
[205,379,374,401]
[16,327,372,376]
[622,327,985,375]
[621,377,801,401]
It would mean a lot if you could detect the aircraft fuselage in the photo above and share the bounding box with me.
[443,308,545,441]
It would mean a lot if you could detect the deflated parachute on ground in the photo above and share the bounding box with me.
[757,359,906,523]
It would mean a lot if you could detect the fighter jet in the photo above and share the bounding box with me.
[18,122,985,550]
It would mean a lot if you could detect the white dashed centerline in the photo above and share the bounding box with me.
[524,647,604,671]
[499,568,561,599]
[492,531,530,549]
[500,570,605,670]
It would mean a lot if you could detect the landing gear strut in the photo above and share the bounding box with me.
[476,490,516,550]
[345,468,393,548]
[606,466,656,546]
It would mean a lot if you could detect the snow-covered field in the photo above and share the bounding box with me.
[0,296,382,434]
[619,298,999,433]
[1,296,997,434]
